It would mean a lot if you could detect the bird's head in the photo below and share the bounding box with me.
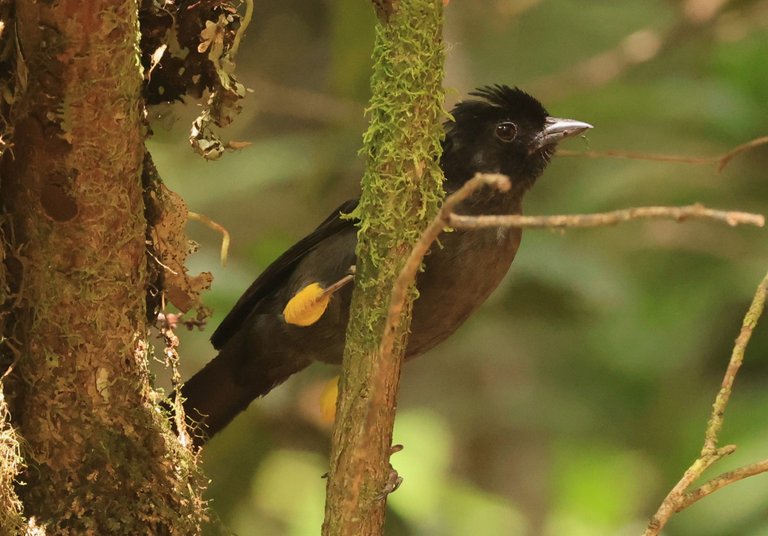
[442,85,591,194]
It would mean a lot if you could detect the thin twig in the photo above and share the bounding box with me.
[679,459,768,511]
[449,204,765,231]
[557,148,718,165]
[718,136,768,172]
[188,211,230,266]
[643,270,768,536]
[229,0,253,58]
[322,272,355,298]
[558,134,768,173]
[378,173,510,361]
[643,446,736,536]
[703,271,768,451]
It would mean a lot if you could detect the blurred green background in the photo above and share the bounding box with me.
[147,0,768,534]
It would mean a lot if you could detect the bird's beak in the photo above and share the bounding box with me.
[532,117,593,151]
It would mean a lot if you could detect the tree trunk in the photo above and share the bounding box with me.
[0,2,206,532]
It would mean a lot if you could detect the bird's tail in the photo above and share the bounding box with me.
[170,344,310,448]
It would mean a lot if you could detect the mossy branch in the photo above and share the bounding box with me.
[321,0,445,534]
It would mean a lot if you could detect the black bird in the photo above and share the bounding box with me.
[179,85,591,446]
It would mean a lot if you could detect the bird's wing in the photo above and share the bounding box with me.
[210,199,359,349]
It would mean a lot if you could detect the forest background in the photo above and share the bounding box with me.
[147,1,768,534]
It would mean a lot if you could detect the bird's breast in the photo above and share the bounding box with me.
[406,223,521,357]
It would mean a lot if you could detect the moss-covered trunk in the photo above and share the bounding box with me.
[322,0,445,534]
[0,1,205,532]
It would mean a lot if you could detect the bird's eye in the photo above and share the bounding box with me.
[495,121,517,142]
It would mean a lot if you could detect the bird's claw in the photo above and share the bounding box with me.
[375,466,403,500]
[374,444,404,500]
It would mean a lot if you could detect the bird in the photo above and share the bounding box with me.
[177,85,592,447]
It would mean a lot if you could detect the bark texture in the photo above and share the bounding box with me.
[1,2,206,532]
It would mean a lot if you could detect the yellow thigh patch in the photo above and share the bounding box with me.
[283,282,331,326]
[319,375,339,424]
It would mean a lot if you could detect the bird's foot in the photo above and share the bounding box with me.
[375,465,403,500]
[374,444,404,500]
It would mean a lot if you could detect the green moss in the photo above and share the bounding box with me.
[347,0,445,341]
[327,6,446,526]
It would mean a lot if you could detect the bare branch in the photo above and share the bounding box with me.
[679,459,768,511]
[703,270,768,451]
[643,446,735,536]
[558,134,768,173]
[718,135,768,172]
[557,148,718,165]
[449,204,764,231]
[644,269,768,536]
[229,0,253,58]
